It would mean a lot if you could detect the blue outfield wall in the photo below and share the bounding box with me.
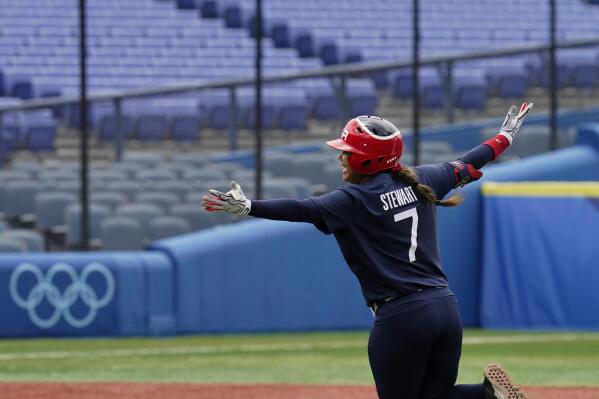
[438,125,599,326]
[0,251,175,337]
[480,183,599,329]
[149,221,372,333]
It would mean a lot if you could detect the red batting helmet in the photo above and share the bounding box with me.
[326,115,403,174]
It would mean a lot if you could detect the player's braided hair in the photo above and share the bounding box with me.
[393,167,463,207]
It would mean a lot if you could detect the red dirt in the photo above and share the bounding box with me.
[1,383,598,399]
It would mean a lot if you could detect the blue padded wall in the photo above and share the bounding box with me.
[480,184,599,329]
[150,220,372,333]
[0,251,175,337]
[437,127,599,326]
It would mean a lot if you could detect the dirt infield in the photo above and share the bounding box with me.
[2,383,599,399]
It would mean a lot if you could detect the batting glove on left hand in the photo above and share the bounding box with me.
[498,102,534,145]
[202,181,251,216]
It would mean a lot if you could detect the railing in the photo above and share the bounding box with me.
[1,37,599,160]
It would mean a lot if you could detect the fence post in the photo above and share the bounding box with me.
[336,75,349,124]
[0,112,5,167]
[441,61,455,125]
[114,98,124,162]
[228,87,238,153]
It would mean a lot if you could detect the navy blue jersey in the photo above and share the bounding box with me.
[250,144,494,306]
[310,164,456,305]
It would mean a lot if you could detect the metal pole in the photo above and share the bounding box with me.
[0,112,5,167]
[228,87,238,153]
[412,0,420,165]
[78,0,90,250]
[549,0,558,150]
[254,0,263,199]
[443,62,455,124]
[114,98,123,162]
[337,76,349,124]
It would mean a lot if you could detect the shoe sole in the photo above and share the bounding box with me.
[484,363,528,399]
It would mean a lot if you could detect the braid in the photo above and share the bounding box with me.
[393,167,463,207]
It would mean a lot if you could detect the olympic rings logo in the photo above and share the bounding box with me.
[9,262,115,329]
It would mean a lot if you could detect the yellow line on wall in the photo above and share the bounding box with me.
[482,182,599,197]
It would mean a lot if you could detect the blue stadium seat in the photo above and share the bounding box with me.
[133,114,168,141]
[346,79,378,116]
[420,73,444,109]
[170,115,203,141]
[486,65,529,99]
[24,125,57,152]
[95,115,133,141]
[452,73,488,110]
[305,79,340,120]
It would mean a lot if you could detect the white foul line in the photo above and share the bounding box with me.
[0,333,597,362]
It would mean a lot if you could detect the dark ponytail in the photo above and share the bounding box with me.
[393,167,463,207]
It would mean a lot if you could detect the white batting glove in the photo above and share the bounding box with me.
[202,181,251,216]
[498,102,534,145]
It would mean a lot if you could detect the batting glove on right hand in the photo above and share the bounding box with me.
[202,181,251,216]
[498,102,534,145]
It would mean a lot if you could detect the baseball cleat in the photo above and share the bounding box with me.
[483,363,528,399]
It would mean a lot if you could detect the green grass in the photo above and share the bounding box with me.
[0,330,598,386]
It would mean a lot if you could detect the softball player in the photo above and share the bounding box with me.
[202,103,533,399]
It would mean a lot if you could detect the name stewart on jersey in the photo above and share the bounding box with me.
[380,186,418,210]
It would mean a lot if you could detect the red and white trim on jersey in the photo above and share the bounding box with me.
[483,134,511,160]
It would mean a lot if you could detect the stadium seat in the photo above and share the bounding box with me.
[90,169,129,182]
[0,237,27,252]
[153,180,193,200]
[122,152,166,167]
[5,181,40,224]
[115,203,164,237]
[105,181,145,200]
[182,168,227,181]
[35,191,77,233]
[135,169,178,183]
[90,191,129,212]
[291,153,334,185]
[100,216,145,250]
[24,125,57,152]
[486,65,529,99]
[65,203,111,248]
[133,114,168,141]
[135,192,180,212]
[95,115,133,141]
[345,79,378,116]
[169,115,203,141]
[263,152,295,177]
[0,229,44,252]
[452,74,488,110]
[169,203,220,230]
[306,79,340,120]
[149,215,191,240]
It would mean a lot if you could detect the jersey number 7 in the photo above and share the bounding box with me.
[394,208,418,262]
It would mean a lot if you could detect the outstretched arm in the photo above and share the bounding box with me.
[451,102,534,187]
[201,181,328,229]
[416,102,534,196]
